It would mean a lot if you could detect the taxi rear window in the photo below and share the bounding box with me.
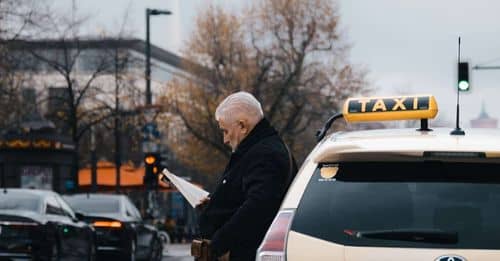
[291,162,500,249]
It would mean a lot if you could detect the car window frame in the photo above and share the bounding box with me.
[55,195,76,220]
[45,195,65,216]
[124,197,142,221]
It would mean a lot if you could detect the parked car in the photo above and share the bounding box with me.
[64,193,163,261]
[0,188,97,260]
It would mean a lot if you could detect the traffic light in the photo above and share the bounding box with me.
[144,153,159,188]
[144,154,157,165]
[458,62,470,91]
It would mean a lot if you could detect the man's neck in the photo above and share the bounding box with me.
[232,118,269,154]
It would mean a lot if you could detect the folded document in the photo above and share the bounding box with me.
[160,169,209,208]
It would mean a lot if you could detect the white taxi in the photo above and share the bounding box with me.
[257,95,500,261]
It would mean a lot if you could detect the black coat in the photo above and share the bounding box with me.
[199,118,297,261]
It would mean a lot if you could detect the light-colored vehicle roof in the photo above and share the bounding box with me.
[313,128,500,163]
[66,193,127,200]
[1,188,58,197]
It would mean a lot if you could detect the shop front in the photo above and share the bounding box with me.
[0,130,76,193]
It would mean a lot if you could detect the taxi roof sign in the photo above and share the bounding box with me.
[343,95,438,123]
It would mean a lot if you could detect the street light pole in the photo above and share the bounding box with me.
[146,9,151,105]
[145,8,172,105]
[144,8,171,218]
[90,125,97,193]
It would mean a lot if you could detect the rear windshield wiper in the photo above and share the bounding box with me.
[344,229,458,244]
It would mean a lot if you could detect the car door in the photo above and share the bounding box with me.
[45,194,86,260]
[45,194,74,260]
[55,195,94,260]
[124,197,154,258]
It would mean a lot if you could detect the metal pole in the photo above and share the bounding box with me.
[90,126,97,192]
[2,164,6,193]
[115,114,121,194]
[145,9,152,105]
[143,8,171,219]
[451,36,465,135]
[456,37,461,130]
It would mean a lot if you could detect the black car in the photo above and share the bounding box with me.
[0,188,97,260]
[64,194,163,261]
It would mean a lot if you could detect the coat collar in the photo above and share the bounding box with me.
[232,118,277,157]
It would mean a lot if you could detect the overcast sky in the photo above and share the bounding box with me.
[52,0,500,127]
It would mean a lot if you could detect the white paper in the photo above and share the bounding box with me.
[160,169,209,208]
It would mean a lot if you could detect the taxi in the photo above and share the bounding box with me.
[257,95,500,261]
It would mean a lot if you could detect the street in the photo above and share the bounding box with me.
[163,244,193,261]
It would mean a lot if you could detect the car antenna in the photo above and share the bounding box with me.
[451,36,466,136]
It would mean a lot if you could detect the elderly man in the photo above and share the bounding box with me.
[197,91,296,261]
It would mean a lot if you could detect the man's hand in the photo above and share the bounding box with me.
[159,168,172,184]
[196,196,210,210]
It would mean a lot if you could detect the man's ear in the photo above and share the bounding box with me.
[238,120,248,134]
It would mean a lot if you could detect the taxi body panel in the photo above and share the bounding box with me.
[280,159,316,209]
[278,128,500,260]
[287,231,500,261]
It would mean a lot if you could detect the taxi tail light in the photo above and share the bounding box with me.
[93,221,122,228]
[257,210,295,261]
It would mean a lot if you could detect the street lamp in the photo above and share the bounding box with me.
[144,8,171,217]
[145,8,172,105]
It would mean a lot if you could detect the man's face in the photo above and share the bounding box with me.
[218,118,247,152]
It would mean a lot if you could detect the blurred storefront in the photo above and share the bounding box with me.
[0,119,76,193]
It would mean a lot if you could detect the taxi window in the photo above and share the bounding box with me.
[291,162,500,249]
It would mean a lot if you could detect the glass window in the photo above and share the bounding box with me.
[55,196,75,219]
[292,162,500,250]
[124,197,142,220]
[0,193,41,212]
[46,196,64,216]
[20,166,53,190]
[65,197,121,214]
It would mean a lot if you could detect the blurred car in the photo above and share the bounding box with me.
[64,193,163,261]
[0,188,97,260]
[257,95,500,261]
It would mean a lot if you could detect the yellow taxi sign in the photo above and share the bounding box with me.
[343,95,438,122]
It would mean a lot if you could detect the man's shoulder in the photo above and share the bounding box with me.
[246,134,288,159]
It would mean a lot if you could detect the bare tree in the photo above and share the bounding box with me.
[94,16,144,192]
[0,0,52,131]
[162,0,370,178]
[246,0,368,156]
[6,5,116,181]
[0,0,51,40]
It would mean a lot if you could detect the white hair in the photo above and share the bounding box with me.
[215,91,264,124]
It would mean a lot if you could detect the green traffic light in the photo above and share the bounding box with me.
[458,80,470,91]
